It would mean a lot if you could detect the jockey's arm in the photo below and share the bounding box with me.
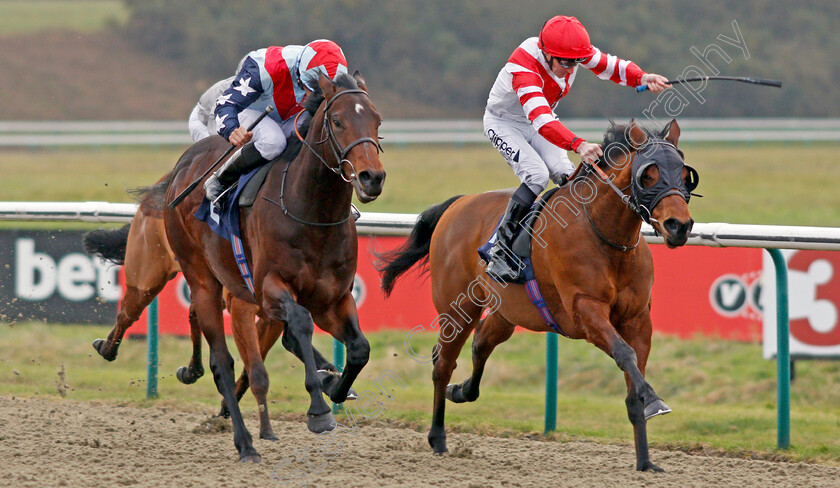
[214,57,265,146]
[581,47,669,93]
[512,70,600,163]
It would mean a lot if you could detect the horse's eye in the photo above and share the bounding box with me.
[332,117,342,128]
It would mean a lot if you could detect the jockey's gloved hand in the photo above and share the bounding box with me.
[576,141,603,165]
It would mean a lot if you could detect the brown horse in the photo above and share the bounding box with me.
[378,120,696,472]
[83,181,349,418]
[163,71,384,462]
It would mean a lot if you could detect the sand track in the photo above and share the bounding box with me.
[0,396,837,488]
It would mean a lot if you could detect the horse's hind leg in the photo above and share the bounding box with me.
[428,302,480,455]
[191,276,260,462]
[574,296,668,472]
[446,313,514,404]
[227,296,278,441]
[263,275,334,434]
[94,215,176,361]
[176,303,205,384]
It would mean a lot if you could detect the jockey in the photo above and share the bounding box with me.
[204,39,348,205]
[188,76,235,142]
[483,15,669,282]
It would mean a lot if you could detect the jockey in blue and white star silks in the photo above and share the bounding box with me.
[204,39,348,206]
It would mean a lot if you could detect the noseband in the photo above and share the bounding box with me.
[296,88,383,183]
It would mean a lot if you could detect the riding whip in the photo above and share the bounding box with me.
[636,76,782,93]
[169,105,274,209]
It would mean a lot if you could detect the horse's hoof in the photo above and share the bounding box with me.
[319,369,358,403]
[307,412,337,434]
[644,399,672,420]
[239,453,262,464]
[428,434,448,454]
[260,432,279,442]
[92,339,116,362]
[445,384,457,402]
[176,366,198,385]
[637,461,665,472]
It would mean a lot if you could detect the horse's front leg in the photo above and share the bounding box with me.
[619,309,668,473]
[315,293,369,404]
[573,295,669,472]
[263,275,335,433]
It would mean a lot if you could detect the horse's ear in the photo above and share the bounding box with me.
[627,119,648,149]
[318,71,337,98]
[661,119,681,146]
[353,70,368,92]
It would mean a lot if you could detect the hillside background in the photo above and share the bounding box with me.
[2,0,838,120]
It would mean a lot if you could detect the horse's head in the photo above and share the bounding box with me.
[624,120,698,248]
[316,71,386,203]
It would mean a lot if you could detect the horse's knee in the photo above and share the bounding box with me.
[209,350,235,374]
[346,336,370,367]
[612,340,638,370]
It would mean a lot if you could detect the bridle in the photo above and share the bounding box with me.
[264,87,382,227]
[579,139,692,251]
[295,88,383,183]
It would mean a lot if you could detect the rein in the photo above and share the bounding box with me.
[579,163,641,252]
[265,88,381,227]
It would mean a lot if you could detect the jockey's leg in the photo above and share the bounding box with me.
[484,184,537,282]
[529,130,576,185]
[204,109,285,204]
[482,113,550,282]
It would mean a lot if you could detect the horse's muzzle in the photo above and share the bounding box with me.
[354,169,385,203]
[663,217,694,247]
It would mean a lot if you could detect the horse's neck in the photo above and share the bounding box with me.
[585,164,641,241]
[285,122,354,219]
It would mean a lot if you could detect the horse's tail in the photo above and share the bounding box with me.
[82,170,174,265]
[82,223,131,265]
[127,171,174,213]
[376,195,463,297]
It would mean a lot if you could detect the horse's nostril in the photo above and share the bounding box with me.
[664,218,692,235]
[359,170,384,188]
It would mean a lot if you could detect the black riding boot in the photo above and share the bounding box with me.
[204,141,269,205]
[485,186,536,282]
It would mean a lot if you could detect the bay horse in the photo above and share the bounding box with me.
[378,120,696,472]
[163,71,384,462]
[84,180,350,420]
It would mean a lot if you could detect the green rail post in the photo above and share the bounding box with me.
[545,333,558,433]
[332,338,345,414]
[767,249,790,449]
[146,297,159,399]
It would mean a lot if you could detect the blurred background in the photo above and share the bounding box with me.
[2,0,837,120]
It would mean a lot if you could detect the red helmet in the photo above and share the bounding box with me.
[538,16,596,59]
[298,39,348,90]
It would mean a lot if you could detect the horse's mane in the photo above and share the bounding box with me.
[598,120,664,170]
